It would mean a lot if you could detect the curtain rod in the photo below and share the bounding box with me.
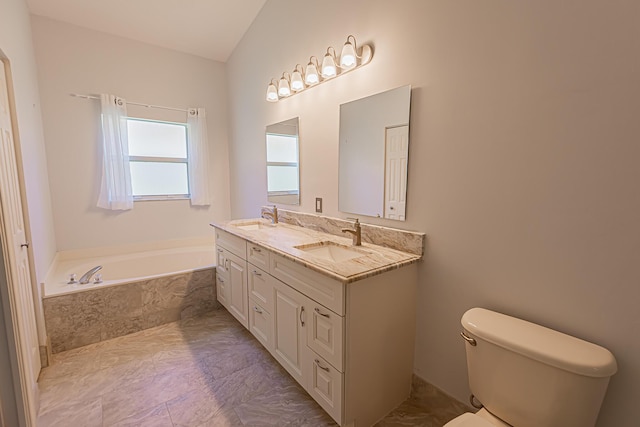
[70,93,188,113]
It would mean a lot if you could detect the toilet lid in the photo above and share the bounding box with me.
[444,413,497,427]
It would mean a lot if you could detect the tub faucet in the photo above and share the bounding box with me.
[342,218,362,246]
[262,205,278,224]
[79,265,102,284]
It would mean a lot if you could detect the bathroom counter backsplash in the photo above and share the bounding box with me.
[211,215,424,284]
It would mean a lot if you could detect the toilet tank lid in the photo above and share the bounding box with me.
[461,308,617,378]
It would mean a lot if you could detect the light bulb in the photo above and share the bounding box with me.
[321,52,337,78]
[278,76,291,97]
[340,40,357,69]
[291,70,304,91]
[266,82,278,102]
[305,62,319,85]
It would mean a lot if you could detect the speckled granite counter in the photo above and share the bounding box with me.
[210,218,422,284]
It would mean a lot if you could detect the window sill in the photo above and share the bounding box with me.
[133,195,190,202]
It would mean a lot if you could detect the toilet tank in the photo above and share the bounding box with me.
[461,308,617,427]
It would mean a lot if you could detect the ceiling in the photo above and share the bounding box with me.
[27,0,267,62]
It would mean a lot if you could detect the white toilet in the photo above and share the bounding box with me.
[445,308,617,427]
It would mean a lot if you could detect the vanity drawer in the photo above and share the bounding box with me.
[247,243,270,271]
[248,266,274,314]
[249,298,274,353]
[307,302,344,372]
[307,352,344,425]
[270,253,345,316]
[215,228,246,259]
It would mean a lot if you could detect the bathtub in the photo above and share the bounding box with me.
[43,240,219,353]
[45,244,215,297]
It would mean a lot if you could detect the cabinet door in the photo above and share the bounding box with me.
[216,274,228,308]
[248,299,273,353]
[216,247,227,277]
[273,280,309,386]
[226,250,249,328]
[307,303,344,372]
[248,266,274,313]
[307,353,344,424]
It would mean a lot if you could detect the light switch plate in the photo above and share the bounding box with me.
[315,197,323,213]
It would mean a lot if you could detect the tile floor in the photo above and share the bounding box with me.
[37,309,464,426]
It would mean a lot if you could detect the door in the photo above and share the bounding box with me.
[273,280,309,387]
[0,60,40,424]
[384,125,409,220]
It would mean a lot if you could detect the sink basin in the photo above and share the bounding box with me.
[295,242,365,263]
[230,220,274,231]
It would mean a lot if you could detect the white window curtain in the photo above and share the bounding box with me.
[187,108,211,206]
[97,94,133,210]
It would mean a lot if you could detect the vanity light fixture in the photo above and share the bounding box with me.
[321,47,338,78]
[291,65,305,92]
[340,35,358,69]
[278,72,292,97]
[266,79,278,102]
[266,35,373,102]
[305,57,321,86]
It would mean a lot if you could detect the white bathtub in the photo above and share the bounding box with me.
[45,243,215,298]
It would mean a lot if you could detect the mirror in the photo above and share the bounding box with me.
[266,117,300,205]
[339,85,411,221]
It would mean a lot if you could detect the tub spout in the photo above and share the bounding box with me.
[79,265,102,284]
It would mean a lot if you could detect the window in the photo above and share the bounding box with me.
[127,118,189,200]
[265,132,299,196]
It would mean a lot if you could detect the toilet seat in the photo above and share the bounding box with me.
[444,413,496,427]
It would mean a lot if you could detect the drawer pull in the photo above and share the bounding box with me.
[315,359,330,372]
[252,270,262,277]
[253,306,263,314]
[217,248,223,253]
[218,277,225,283]
[300,306,305,326]
[252,247,262,253]
[314,307,330,318]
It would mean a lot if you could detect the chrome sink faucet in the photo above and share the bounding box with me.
[342,218,362,246]
[79,265,102,284]
[262,205,278,224]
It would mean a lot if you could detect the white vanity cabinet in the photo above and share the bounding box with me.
[213,225,418,427]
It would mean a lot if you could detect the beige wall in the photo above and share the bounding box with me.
[31,16,231,251]
[0,0,57,344]
[227,1,640,425]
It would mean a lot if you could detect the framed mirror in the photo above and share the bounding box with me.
[339,85,411,221]
[266,117,300,205]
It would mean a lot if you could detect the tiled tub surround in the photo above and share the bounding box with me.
[261,207,425,256]
[43,241,218,353]
[211,217,424,426]
[44,268,218,353]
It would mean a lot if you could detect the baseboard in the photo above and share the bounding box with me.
[410,374,474,424]
[38,336,52,368]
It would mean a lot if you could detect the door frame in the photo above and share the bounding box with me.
[0,52,39,427]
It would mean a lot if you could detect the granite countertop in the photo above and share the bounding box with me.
[210,218,421,284]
